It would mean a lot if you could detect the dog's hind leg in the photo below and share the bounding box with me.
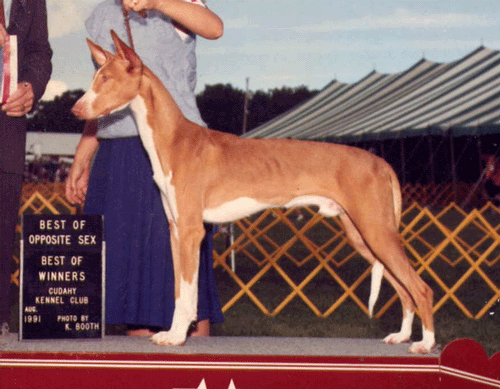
[348,216,434,353]
[339,213,416,343]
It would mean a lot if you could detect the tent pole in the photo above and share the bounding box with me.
[428,135,435,184]
[449,131,457,203]
[477,136,482,180]
[400,138,406,185]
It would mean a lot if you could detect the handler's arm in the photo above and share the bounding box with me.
[65,120,99,205]
[124,0,224,40]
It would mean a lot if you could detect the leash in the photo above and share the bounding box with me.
[121,2,146,50]
[122,4,135,50]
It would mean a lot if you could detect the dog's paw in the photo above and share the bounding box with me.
[151,330,187,346]
[382,332,410,345]
[408,340,435,354]
[407,330,435,354]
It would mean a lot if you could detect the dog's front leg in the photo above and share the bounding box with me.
[151,213,206,346]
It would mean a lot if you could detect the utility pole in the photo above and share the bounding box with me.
[242,77,250,134]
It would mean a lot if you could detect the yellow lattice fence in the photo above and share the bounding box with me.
[19,182,77,216]
[10,183,77,287]
[212,202,500,319]
[401,182,488,207]
[399,202,500,319]
[14,183,500,320]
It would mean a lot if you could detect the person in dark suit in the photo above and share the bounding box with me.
[0,0,52,330]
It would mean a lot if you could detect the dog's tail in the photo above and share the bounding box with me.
[368,166,403,318]
[389,166,403,229]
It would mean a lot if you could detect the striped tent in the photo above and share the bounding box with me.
[243,46,500,141]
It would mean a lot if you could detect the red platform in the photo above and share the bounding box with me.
[1,337,499,388]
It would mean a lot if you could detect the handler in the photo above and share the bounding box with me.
[0,0,52,332]
[66,0,224,336]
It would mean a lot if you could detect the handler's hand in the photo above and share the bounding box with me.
[1,82,34,117]
[65,161,90,205]
[122,0,156,13]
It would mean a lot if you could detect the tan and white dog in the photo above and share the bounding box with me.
[72,31,435,354]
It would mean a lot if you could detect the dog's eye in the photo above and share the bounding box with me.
[101,74,109,83]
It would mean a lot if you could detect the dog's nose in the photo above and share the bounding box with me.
[71,101,86,119]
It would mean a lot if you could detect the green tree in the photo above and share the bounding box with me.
[196,84,317,135]
[196,83,245,135]
[27,90,85,133]
[248,86,317,130]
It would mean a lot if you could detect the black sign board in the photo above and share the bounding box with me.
[20,215,104,340]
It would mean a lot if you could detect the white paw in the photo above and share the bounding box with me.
[151,330,187,346]
[383,332,410,345]
[407,340,435,354]
[407,329,435,354]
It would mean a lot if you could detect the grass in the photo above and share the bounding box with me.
[207,207,500,357]
[210,255,500,357]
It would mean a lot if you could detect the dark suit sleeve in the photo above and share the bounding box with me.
[18,0,53,103]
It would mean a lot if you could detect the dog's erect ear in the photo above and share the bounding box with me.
[87,39,111,66]
[110,30,142,74]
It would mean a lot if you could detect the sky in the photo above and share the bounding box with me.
[43,0,500,100]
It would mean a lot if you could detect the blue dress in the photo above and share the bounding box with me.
[83,0,223,328]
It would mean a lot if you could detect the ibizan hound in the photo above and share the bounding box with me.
[72,31,436,354]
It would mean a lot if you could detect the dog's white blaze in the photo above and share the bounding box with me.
[180,269,199,318]
[369,261,384,317]
[399,309,414,338]
[76,89,97,116]
[203,195,343,224]
[422,328,435,347]
[383,309,414,344]
[151,267,199,346]
[164,171,179,221]
[285,195,343,217]
[155,170,179,238]
[170,277,197,332]
[108,102,132,116]
[408,327,435,353]
[78,87,128,118]
[130,96,160,174]
[203,197,273,223]
[130,96,179,230]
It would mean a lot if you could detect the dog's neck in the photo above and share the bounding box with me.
[127,65,189,177]
[129,66,185,144]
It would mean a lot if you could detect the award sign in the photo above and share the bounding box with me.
[20,215,104,340]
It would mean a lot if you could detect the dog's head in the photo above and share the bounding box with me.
[72,30,143,120]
